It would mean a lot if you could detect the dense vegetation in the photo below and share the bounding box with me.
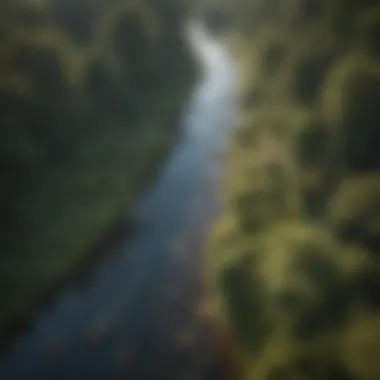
[0,0,196,336]
[205,1,380,379]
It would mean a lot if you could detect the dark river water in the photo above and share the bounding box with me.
[0,21,236,380]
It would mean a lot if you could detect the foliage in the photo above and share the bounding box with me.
[206,1,380,379]
[0,0,196,334]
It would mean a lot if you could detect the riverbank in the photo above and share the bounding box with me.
[0,0,197,340]
[0,22,237,379]
[0,87,190,347]
[0,79,194,343]
[205,2,380,379]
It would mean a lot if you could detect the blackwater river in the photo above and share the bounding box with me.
[0,21,237,380]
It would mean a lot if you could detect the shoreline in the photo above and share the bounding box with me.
[0,90,192,351]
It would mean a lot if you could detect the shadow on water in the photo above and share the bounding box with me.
[0,20,237,380]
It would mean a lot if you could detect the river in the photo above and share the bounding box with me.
[0,21,236,380]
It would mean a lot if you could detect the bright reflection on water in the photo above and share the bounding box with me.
[184,19,236,143]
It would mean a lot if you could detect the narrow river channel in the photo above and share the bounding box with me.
[0,21,237,380]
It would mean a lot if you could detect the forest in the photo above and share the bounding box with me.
[2,0,380,379]
[206,0,380,379]
[0,0,196,336]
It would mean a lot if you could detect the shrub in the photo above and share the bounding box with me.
[322,54,380,173]
[212,221,351,378]
[281,21,338,105]
[356,6,380,59]
[339,311,380,380]
[325,0,379,37]
[328,174,380,255]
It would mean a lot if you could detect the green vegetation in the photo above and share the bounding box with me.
[0,0,196,335]
[206,1,380,379]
